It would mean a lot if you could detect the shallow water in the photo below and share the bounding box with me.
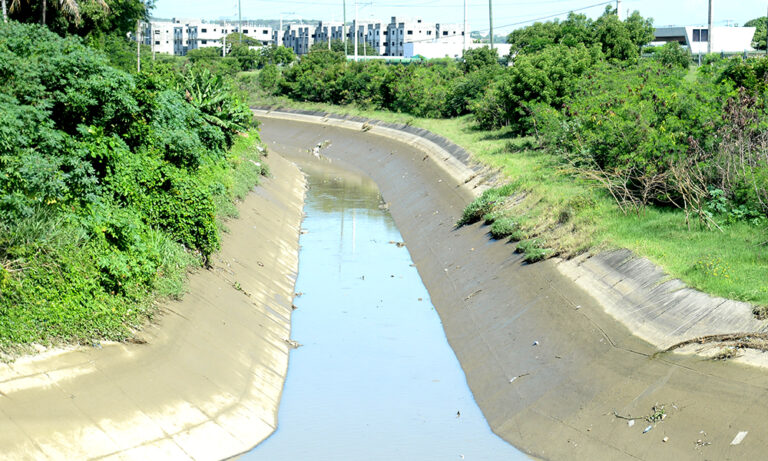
[245,158,526,461]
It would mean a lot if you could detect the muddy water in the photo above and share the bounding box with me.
[245,158,526,460]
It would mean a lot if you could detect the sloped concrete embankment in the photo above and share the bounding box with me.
[0,153,305,460]
[256,109,768,461]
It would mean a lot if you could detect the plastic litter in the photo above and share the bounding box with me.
[643,425,652,434]
[731,431,748,445]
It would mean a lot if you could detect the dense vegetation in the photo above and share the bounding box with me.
[0,21,260,349]
[244,6,768,307]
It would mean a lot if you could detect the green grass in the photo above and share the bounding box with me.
[247,94,768,307]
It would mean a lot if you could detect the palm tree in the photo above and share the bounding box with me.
[9,0,107,26]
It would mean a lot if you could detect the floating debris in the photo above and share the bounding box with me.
[532,340,539,346]
[662,436,669,443]
[731,431,748,445]
[627,420,635,427]
[643,425,653,434]
[284,339,302,349]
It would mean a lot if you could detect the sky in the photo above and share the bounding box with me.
[151,0,767,34]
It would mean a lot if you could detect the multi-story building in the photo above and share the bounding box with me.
[282,23,315,55]
[142,18,274,56]
[385,17,436,57]
[436,23,465,44]
[653,25,756,54]
[367,22,388,55]
[315,21,344,49]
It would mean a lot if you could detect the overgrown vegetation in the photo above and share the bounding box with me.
[241,6,768,308]
[0,21,261,350]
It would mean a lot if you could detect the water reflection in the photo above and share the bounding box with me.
[245,157,526,461]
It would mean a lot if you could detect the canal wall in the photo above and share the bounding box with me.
[0,153,305,460]
[256,109,768,461]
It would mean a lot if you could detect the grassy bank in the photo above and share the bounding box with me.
[248,93,767,308]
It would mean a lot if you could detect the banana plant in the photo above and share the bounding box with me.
[180,68,252,134]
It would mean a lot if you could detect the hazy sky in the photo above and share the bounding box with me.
[151,0,766,33]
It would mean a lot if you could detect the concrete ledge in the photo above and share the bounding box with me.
[0,153,306,460]
[557,250,768,350]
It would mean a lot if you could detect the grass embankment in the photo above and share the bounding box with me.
[247,94,767,308]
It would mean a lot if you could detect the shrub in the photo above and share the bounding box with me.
[457,184,517,226]
[656,42,691,69]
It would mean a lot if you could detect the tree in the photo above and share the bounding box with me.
[9,0,107,27]
[507,20,562,55]
[461,46,498,73]
[310,39,378,56]
[745,16,767,50]
[225,32,260,47]
[8,0,149,38]
[258,45,296,67]
[656,42,690,69]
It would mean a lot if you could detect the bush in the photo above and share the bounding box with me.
[474,44,599,131]
[656,42,691,69]
[0,22,261,348]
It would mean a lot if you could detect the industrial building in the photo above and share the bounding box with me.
[653,25,756,54]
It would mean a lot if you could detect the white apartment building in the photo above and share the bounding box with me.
[653,26,756,54]
[283,24,315,55]
[436,23,465,45]
[367,22,388,55]
[349,20,385,55]
[143,18,274,56]
[386,17,436,57]
[315,21,344,49]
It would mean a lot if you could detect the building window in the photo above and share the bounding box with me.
[201,28,207,33]
[407,30,413,35]
[155,40,160,45]
[693,28,709,42]
[201,40,207,44]
[427,30,432,35]
[243,29,249,33]
[263,30,269,34]
[443,31,448,36]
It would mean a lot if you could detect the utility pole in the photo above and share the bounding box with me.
[616,0,621,20]
[343,0,348,56]
[238,0,242,44]
[223,33,227,57]
[488,0,493,50]
[765,5,767,56]
[707,0,713,54]
[463,0,468,52]
[2,0,7,23]
[137,20,141,73]
[354,0,358,61]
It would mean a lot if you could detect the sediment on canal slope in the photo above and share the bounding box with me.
[257,110,768,461]
[0,153,305,461]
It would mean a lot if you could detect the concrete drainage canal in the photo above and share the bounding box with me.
[243,158,525,460]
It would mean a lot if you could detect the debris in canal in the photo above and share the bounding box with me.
[730,431,748,445]
[284,339,302,349]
